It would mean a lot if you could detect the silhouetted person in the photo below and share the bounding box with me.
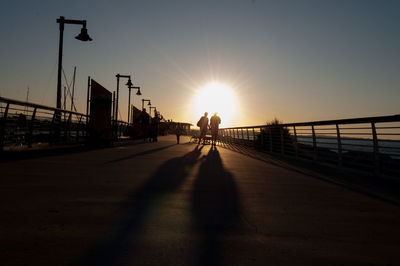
[210,112,221,146]
[197,112,209,144]
[175,123,182,144]
[150,111,160,142]
[138,108,150,142]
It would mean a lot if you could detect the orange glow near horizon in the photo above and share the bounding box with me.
[192,82,238,127]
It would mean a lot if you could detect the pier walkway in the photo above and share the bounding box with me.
[1,135,399,265]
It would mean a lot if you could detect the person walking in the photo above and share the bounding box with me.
[150,111,160,142]
[210,112,221,146]
[175,123,182,144]
[138,108,150,142]
[197,112,209,144]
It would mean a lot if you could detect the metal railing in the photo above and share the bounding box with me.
[0,96,134,151]
[0,96,89,150]
[218,115,400,178]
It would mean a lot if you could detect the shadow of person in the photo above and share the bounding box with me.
[191,146,240,266]
[80,145,203,266]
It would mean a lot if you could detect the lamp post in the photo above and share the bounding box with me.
[127,85,141,124]
[141,99,151,110]
[115,74,132,123]
[149,106,157,117]
[56,16,92,110]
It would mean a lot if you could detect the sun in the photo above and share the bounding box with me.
[192,82,237,127]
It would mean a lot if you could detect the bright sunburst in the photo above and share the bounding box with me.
[192,82,237,127]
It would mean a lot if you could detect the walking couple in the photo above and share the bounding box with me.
[197,112,221,146]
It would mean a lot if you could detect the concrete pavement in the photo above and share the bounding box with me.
[1,135,399,265]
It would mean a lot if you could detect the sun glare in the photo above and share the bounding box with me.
[192,82,237,127]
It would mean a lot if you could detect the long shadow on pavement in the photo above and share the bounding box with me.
[191,146,241,266]
[0,141,146,162]
[106,143,176,164]
[79,145,203,266]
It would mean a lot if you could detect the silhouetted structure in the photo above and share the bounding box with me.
[138,108,150,141]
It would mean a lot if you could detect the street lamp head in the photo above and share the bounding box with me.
[75,27,92,41]
[136,88,142,95]
[125,78,133,87]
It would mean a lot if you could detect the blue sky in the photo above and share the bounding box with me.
[1,0,399,126]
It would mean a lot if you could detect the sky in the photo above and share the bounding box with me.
[1,0,399,127]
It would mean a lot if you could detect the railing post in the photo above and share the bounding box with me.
[64,112,71,143]
[260,127,264,149]
[246,128,250,146]
[118,122,120,139]
[336,124,343,167]
[235,128,240,144]
[241,128,244,145]
[50,110,57,145]
[371,122,380,176]
[312,125,317,161]
[76,114,83,143]
[68,113,72,141]
[293,125,298,158]
[280,127,284,155]
[28,107,37,148]
[252,128,256,147]
[268,127,273,153]
[0,103,10,151]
